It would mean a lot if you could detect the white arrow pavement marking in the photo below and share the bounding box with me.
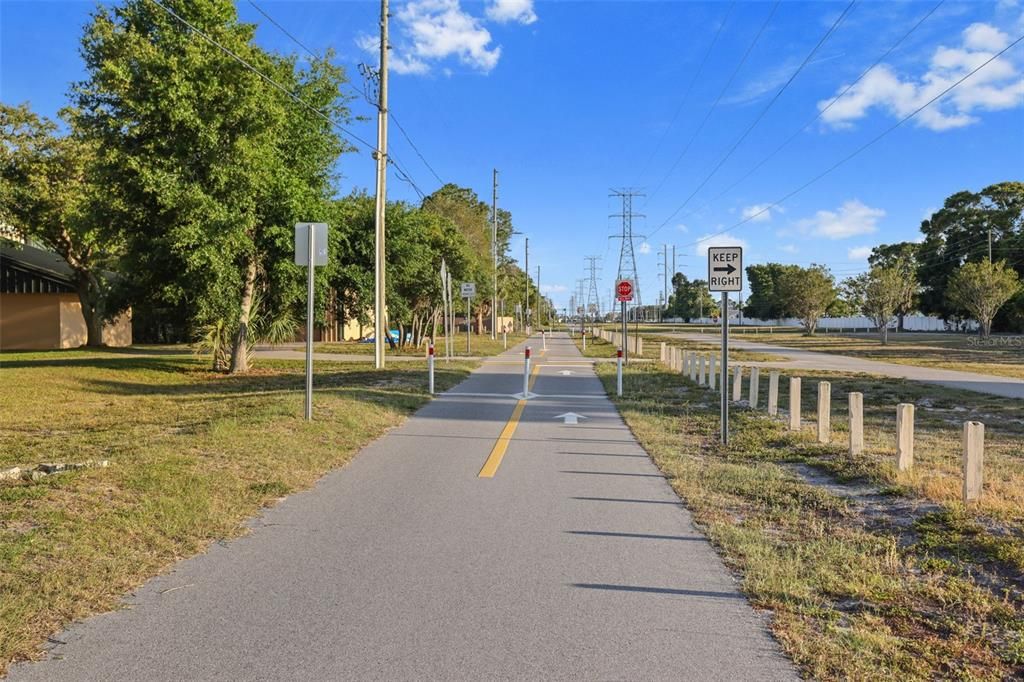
[558,370,575,376]
[554,412,588,425]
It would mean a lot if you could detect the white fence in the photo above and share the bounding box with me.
[666,314,977,332]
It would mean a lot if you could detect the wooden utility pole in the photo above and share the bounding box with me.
[373,0,389,368]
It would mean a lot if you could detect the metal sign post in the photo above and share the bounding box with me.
[615,279,634,364]
[461,282,476,354]
[294,222,329,421]
[707,246,742,444]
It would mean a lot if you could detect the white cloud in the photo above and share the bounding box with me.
[638,241,652,255]
[359,0,504,75]
[819,20,1024,131]
[676,224,689,233]
[847,246,873,260]
[485,0,537,25]
[694,233,748,256]
[797,200,885,240]
[541,284,568,294]
[779,244,799,254]
[741,203,778,222]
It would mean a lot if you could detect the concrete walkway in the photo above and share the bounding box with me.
[10,333,794,681]
[664,333,1024,400]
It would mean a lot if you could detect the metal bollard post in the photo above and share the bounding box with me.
[524,346,532,397]
[428,344,435,395]
[616,347,623,397]
[542,331,547,350]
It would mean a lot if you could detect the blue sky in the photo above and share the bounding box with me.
[3,0,1023,313]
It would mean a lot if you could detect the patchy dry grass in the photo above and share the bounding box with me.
[0,350,475,673]
[574,331,777,363]
[741,331,1024,380]
[314,332,528,358]
[593,359,1024,680]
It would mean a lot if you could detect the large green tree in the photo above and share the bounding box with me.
[859,264,919,345]
[668,273,716,321]
[74,0,351,371]
[0,104,119,346]
[776,264,837,335]
[868,241,920,330]
[917,182,1024,330]
[743,263,799,320]
[947,260,1021,338]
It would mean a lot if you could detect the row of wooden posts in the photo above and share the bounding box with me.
[658,342,986,503]
[597,329,643,357]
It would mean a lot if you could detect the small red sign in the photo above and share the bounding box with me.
[616,279,634,302]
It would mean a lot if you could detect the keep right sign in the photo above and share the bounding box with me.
[708,246,743,292]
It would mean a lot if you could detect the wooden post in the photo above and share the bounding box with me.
[688,352,697,381]
[768,371,780,417]
[817,381,831,444]
[848,392,863,456]
[709,353,717,390]
[660,342,667,363]
[732,365,742,402]
[896,403,914,471]
[788,377,801,431]
[962,421,984,502]
[749,367,760,409]
[698,354,706,385]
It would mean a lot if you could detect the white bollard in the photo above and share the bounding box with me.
[503,331,507,350]
[709,354,717,390]
[428,344,435,395]
[660,342,667,363]
[749,367,760,408]
[732,366,742,402]
[848,392,864,456]
[817,381,831,444]
[789,377,802,431]
[542,331,547,350]
[582,333,587,351]
[616,347,623,397]
[689,352,697,382]
[896,403,914,471]
[962,421,984,502]
[768,371,780,416]
[698,354,706,385]
[524,346,532,398]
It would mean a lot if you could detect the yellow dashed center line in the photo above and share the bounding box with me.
[478,364,541,478]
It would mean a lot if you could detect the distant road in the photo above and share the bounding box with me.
[663,333,1024,400]
[10,333,794,681]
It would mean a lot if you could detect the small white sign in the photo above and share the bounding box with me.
[708,247,743,292]
[460,282,476,298]
[294,223,329,267]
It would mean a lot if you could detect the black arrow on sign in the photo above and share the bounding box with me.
[713,264,737,275]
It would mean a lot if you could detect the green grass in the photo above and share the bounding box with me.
[0,349,475,673]
[593,359,1024,680]
[736,330,1024,380]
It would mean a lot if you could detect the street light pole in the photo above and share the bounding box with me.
[524,236,530,334]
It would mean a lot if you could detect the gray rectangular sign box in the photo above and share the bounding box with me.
[460,282,476,298]
[294,223,329,267]
[708,246,743,292]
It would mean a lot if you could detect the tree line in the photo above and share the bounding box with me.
[744,182,1023,341]
[0,0,543,372]
[665,182,1022,341]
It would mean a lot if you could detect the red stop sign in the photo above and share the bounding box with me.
[616,279,634,302]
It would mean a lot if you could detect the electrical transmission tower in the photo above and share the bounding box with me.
[584,256,601,319]
[609,188,645,315]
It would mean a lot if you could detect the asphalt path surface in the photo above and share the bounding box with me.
[10,333,794,681]
[663,332,1024,400]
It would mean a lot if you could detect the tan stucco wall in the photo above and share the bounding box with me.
[0,293,62,350]
[59,297,88,349]
[0,293,132,349]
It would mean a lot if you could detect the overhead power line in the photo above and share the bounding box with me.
[635,1,736,184]
[646,1,781,204]
[695,0,944,213]
[649,0,858,237]
[246,0,443,190]
[676,31,1024,250]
